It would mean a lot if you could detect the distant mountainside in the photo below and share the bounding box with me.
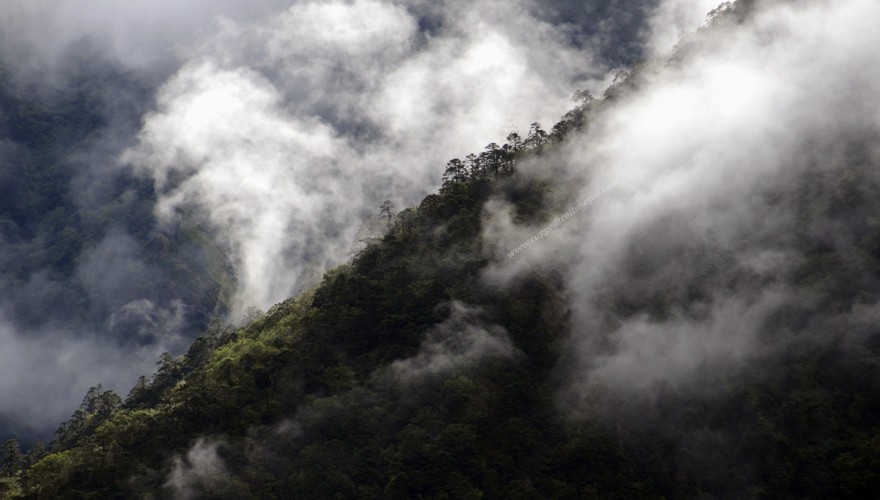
[0,0,672,446]
[0,49,235,444]
[2,0,880,498]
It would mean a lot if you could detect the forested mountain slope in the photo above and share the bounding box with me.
[0,0,688,449]
[2,0,879,498]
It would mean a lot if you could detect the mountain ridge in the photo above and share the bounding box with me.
[2,1,880,498]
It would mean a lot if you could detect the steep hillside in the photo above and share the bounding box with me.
[2,1,880,498]
[8,102,591,499]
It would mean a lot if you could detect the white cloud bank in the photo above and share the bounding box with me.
[483,0,880,398]
[0,0,730,436]
[0,317,166,435]
[124,0,612,314]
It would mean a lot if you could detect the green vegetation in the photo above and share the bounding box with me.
[1,3,879,498]
[0,92,607,499]
[2,60,878,497]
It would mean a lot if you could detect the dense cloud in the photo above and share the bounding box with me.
[482,0,880,407]
[644,0,725,56]
[0,317,164,437]
[0,0,722,442]
[123,0,617,314]
[0,0,291,76]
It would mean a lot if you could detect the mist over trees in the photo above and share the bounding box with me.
[0,0,670,444]
[1,0,879,498]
